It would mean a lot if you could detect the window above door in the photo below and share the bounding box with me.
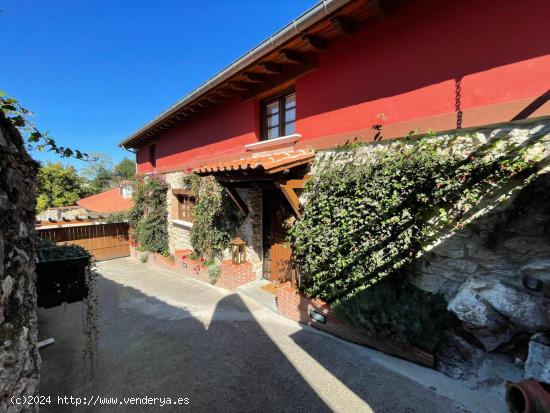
[262,91,296,141]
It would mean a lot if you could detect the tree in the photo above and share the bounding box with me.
[114,157,136,180]
[36,162,92,212]
[91,165,114,193]
[79,152,116,193]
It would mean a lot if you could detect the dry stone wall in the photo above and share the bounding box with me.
[0,112,40,412]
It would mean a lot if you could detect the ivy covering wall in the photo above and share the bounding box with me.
[128,175,169,254]
[288,132,544,350]
[181,174,240,261]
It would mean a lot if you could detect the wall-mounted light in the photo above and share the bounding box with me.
[310,309,326,324]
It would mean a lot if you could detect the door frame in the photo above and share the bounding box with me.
[262,187,295,282]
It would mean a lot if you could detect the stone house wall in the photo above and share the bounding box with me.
[164,171,193,254]
[316,118,550,385]
[228,187,263,277]
[164,172,263,279]
[0,112,41,412]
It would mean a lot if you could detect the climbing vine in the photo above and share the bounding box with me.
[128,175,169,254]
[288,133,543,304]
[181,173,241,263]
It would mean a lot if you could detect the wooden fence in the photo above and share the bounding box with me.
[37,223,130,261]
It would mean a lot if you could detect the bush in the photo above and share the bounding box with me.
[333,277,456,352]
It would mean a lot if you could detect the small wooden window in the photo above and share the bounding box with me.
[149,144,157,168]
[176,193,194,222]
[261,91,296,140]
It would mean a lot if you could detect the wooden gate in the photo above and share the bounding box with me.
[37,223,130,261]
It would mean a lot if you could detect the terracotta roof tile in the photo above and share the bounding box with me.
[193,149,314,175]
[77,188,134,214]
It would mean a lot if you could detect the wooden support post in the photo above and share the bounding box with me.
[278,176,310,219]
[224,186,249,216]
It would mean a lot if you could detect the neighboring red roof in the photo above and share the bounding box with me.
[194,149,314,175]
[77,188,133,214]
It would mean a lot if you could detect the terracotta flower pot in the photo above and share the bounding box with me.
[506,379,550,413]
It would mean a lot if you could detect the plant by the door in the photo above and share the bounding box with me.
[181,173,241,281]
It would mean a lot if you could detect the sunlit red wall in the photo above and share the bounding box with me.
[137,0,550,173]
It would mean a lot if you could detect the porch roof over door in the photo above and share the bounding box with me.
[193,149,314,176]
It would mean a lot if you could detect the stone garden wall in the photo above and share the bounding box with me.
[317,119,550,386]
[0,112,41,412]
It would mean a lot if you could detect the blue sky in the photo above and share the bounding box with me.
[1,0,316,170]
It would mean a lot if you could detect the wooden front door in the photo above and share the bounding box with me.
[263,188,294,282]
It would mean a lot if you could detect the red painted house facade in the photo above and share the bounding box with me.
[121,0,550,286]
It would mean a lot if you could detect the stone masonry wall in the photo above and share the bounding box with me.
[317,119,550,385]
[165,172,263,279]
[229,186,263,278]
[164,171,193,254]
[0,112,41,412]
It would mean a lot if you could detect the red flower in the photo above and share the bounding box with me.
[200,257,205,263]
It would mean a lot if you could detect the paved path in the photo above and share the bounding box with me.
[37,258,504,412]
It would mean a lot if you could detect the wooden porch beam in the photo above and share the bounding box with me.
[279,183,302,219]
[224,186,249,216]
[278,176,310,219]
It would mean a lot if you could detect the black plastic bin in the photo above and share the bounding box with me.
[36,255,89,309]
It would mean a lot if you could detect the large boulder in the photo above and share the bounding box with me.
[436,333,523,395]
[448,280,514,351]
[436,333,483,379]
[448,279,550,351]
[524,334,550,383]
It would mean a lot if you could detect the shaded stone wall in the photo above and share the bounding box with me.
[0,112,40,412]
[230,187,263,278]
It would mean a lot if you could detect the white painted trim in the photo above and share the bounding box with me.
[172,219,193,229]
[244,134,301,151]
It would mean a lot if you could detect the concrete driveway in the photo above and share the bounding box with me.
[37,258,503,412]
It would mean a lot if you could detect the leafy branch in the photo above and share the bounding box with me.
[0,91,94,160]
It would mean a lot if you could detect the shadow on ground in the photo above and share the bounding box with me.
[37,261,481,412]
